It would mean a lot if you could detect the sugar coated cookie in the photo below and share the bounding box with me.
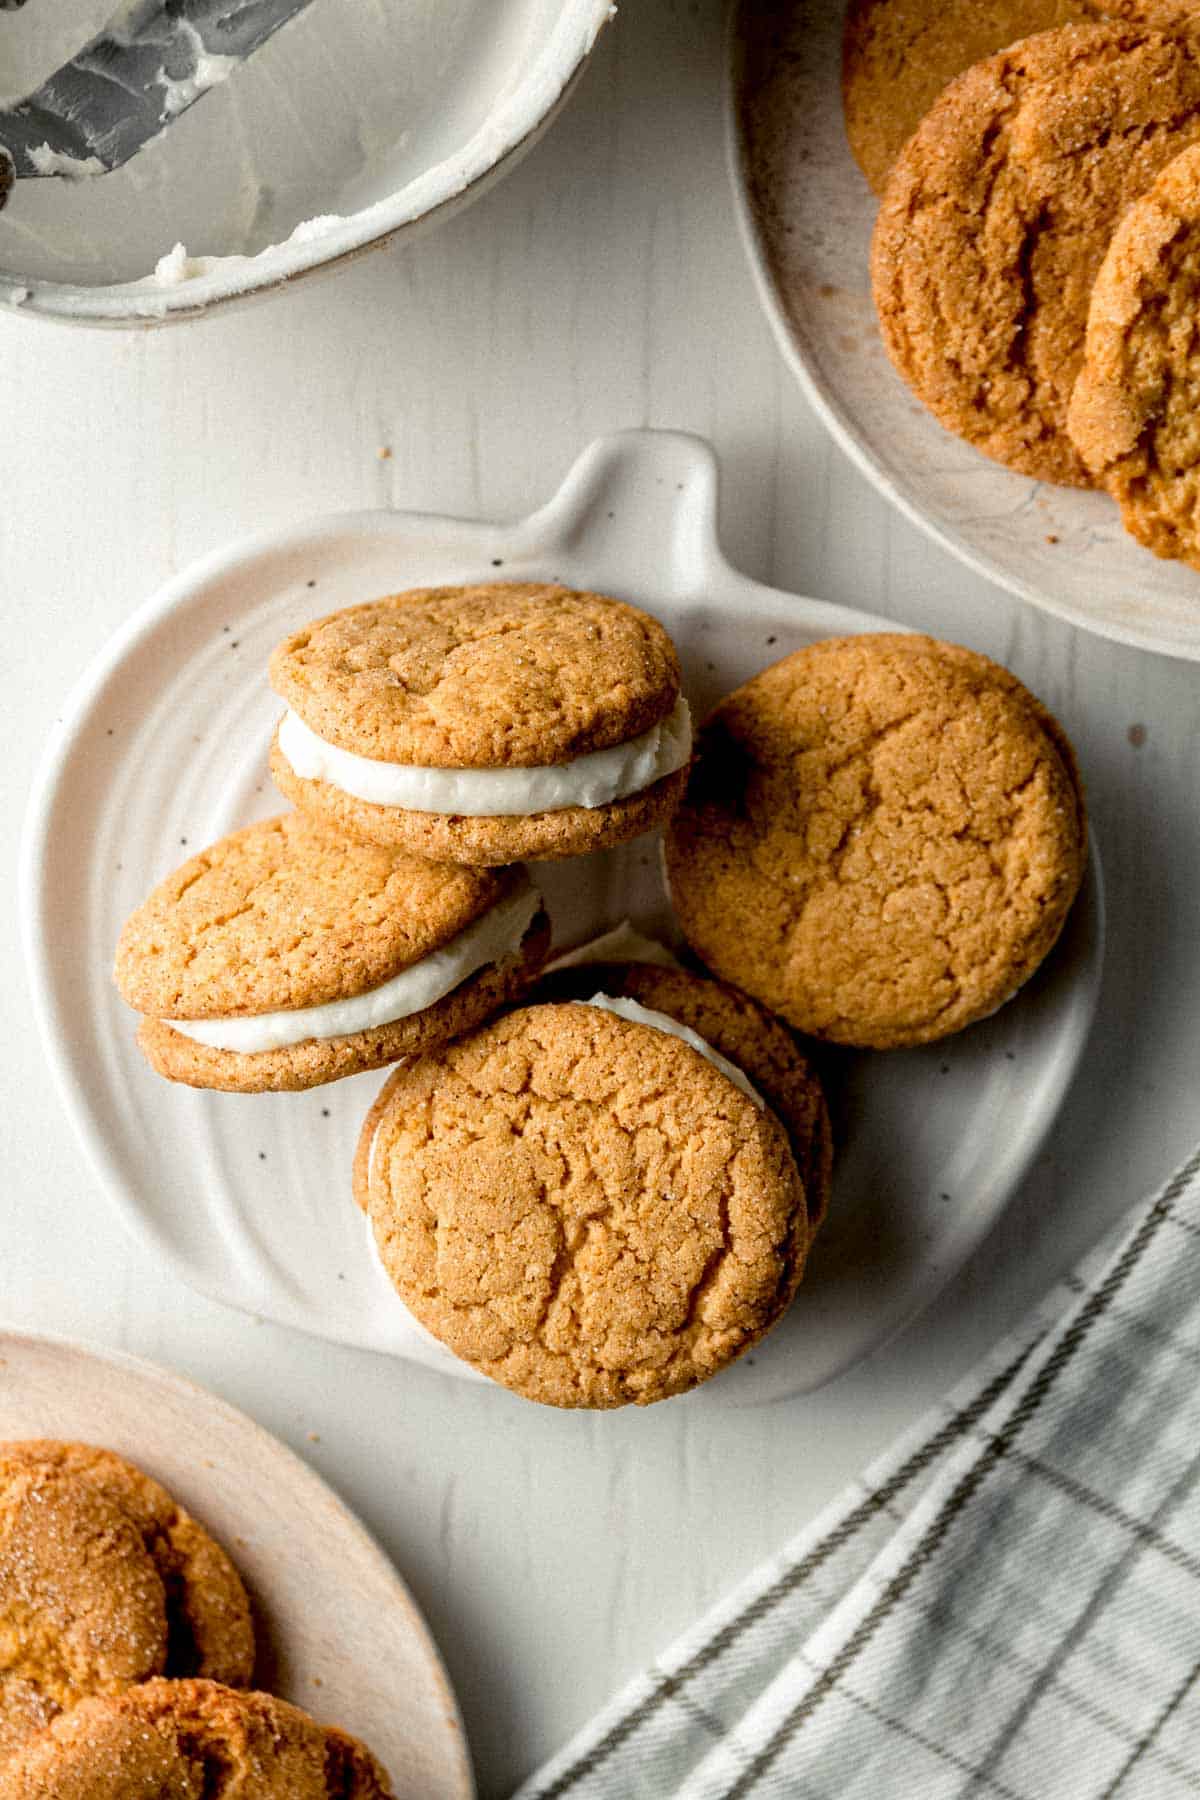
[358,1003,811,1407]
[844,0,1110,196]
[871,20,1200,485]
[530,961,833,1234]
[0,1443,253,1759]
[1068,140,1200,567]
[268,582,690,864]
[841,0,1181,196]
[664,635,1087,1050]
[115,814,550,1092]
[0,1680,394,1798]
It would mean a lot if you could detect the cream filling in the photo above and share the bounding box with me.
[276,696,692,817]
[168,875,539,1055]
[583,995,764,1110]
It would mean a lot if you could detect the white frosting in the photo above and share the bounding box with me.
[583,995,764,1110]
[276,697,692,818]
[548,921,683,974]
[149,217,345,287]
[28,145,106,179]
[169,875,539,1055]
[157,22,240,118]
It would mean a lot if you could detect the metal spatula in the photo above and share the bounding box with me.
[0,0,316,202]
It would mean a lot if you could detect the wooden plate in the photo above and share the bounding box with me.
[0,1330,473,1798]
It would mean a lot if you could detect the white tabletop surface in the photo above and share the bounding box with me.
[3,5,1199,1795]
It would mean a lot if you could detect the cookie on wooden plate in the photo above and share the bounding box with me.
[1069,141,1200,567]
[664,635,1087,1050]
[114,814,550,1093]
[871,20,1200,485]
[0,1443,253,1758]
[0,1679,393,1798]
[268,582,692,865]
[357,1002,812,1407]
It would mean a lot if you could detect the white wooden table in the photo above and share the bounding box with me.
[3,4,1198,1794]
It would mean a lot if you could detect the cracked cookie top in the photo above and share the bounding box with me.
[0,1445,254,1760]
[530,962,833,1235]
[870,20,1200,485]
[362,1003,810,1408]
[664,635,1087,1050]
[269,582,681,768]
[841,0,1177,198]
[0,1680,394,1798]
[114,813,517,1020]
[1068,140,1200,568]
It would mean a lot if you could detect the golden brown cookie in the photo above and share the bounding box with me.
[114,814,550,1093]
[530,962,833,1234]
[1068,140,1200,566]
[0,1444,254,1759]
[0,1680,394,1798]
[358,1003,811,1407]
[268,582,691,865]
[841,0,1176,196]
[664,634,1087,1050]
[871,20,1200,486]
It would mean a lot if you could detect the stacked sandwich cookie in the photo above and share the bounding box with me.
[115,816,549,1093]
[114,575,1088,1406]
[115,581,690,1095]
[268,581,692,864]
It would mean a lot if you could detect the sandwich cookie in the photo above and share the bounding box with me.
[356,1002,811,1408]
[665,635,1087,1050]
[0,1680,394,1799]
[530,961,833,1235]
[115,814,550,1093]
[268,582,692,865]
[0,1442,254,1759]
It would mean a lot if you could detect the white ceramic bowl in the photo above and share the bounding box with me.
[0,0,613,325]
[727,0,1200,662]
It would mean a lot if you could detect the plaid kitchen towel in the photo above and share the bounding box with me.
[515,1143,1200,1800]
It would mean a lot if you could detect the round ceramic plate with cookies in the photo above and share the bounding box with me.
[729,0,1200,662]
[21,429,1104,1406]
[0,1329,472,1796]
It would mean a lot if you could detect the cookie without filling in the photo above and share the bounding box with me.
[0,1443,254,1759]
[664,635,1087,1050]
[114,814,549,1092]
[871,21,1200,485]
[1068,140,1200,568]
[841,0,1178,196]
[268,582,689,863]
[0,1679,394,1799]
[360,1003,811,1407]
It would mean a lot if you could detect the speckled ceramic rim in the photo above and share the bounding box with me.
[723,0,1200,663]
[0,0,613,329]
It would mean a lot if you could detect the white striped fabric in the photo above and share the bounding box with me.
[516,1145,1200,1800]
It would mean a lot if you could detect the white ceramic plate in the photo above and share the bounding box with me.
[0,0,612,324]
[0,1329,472,1798]
[728,0,1200,662]
[21,429,1104,1404]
